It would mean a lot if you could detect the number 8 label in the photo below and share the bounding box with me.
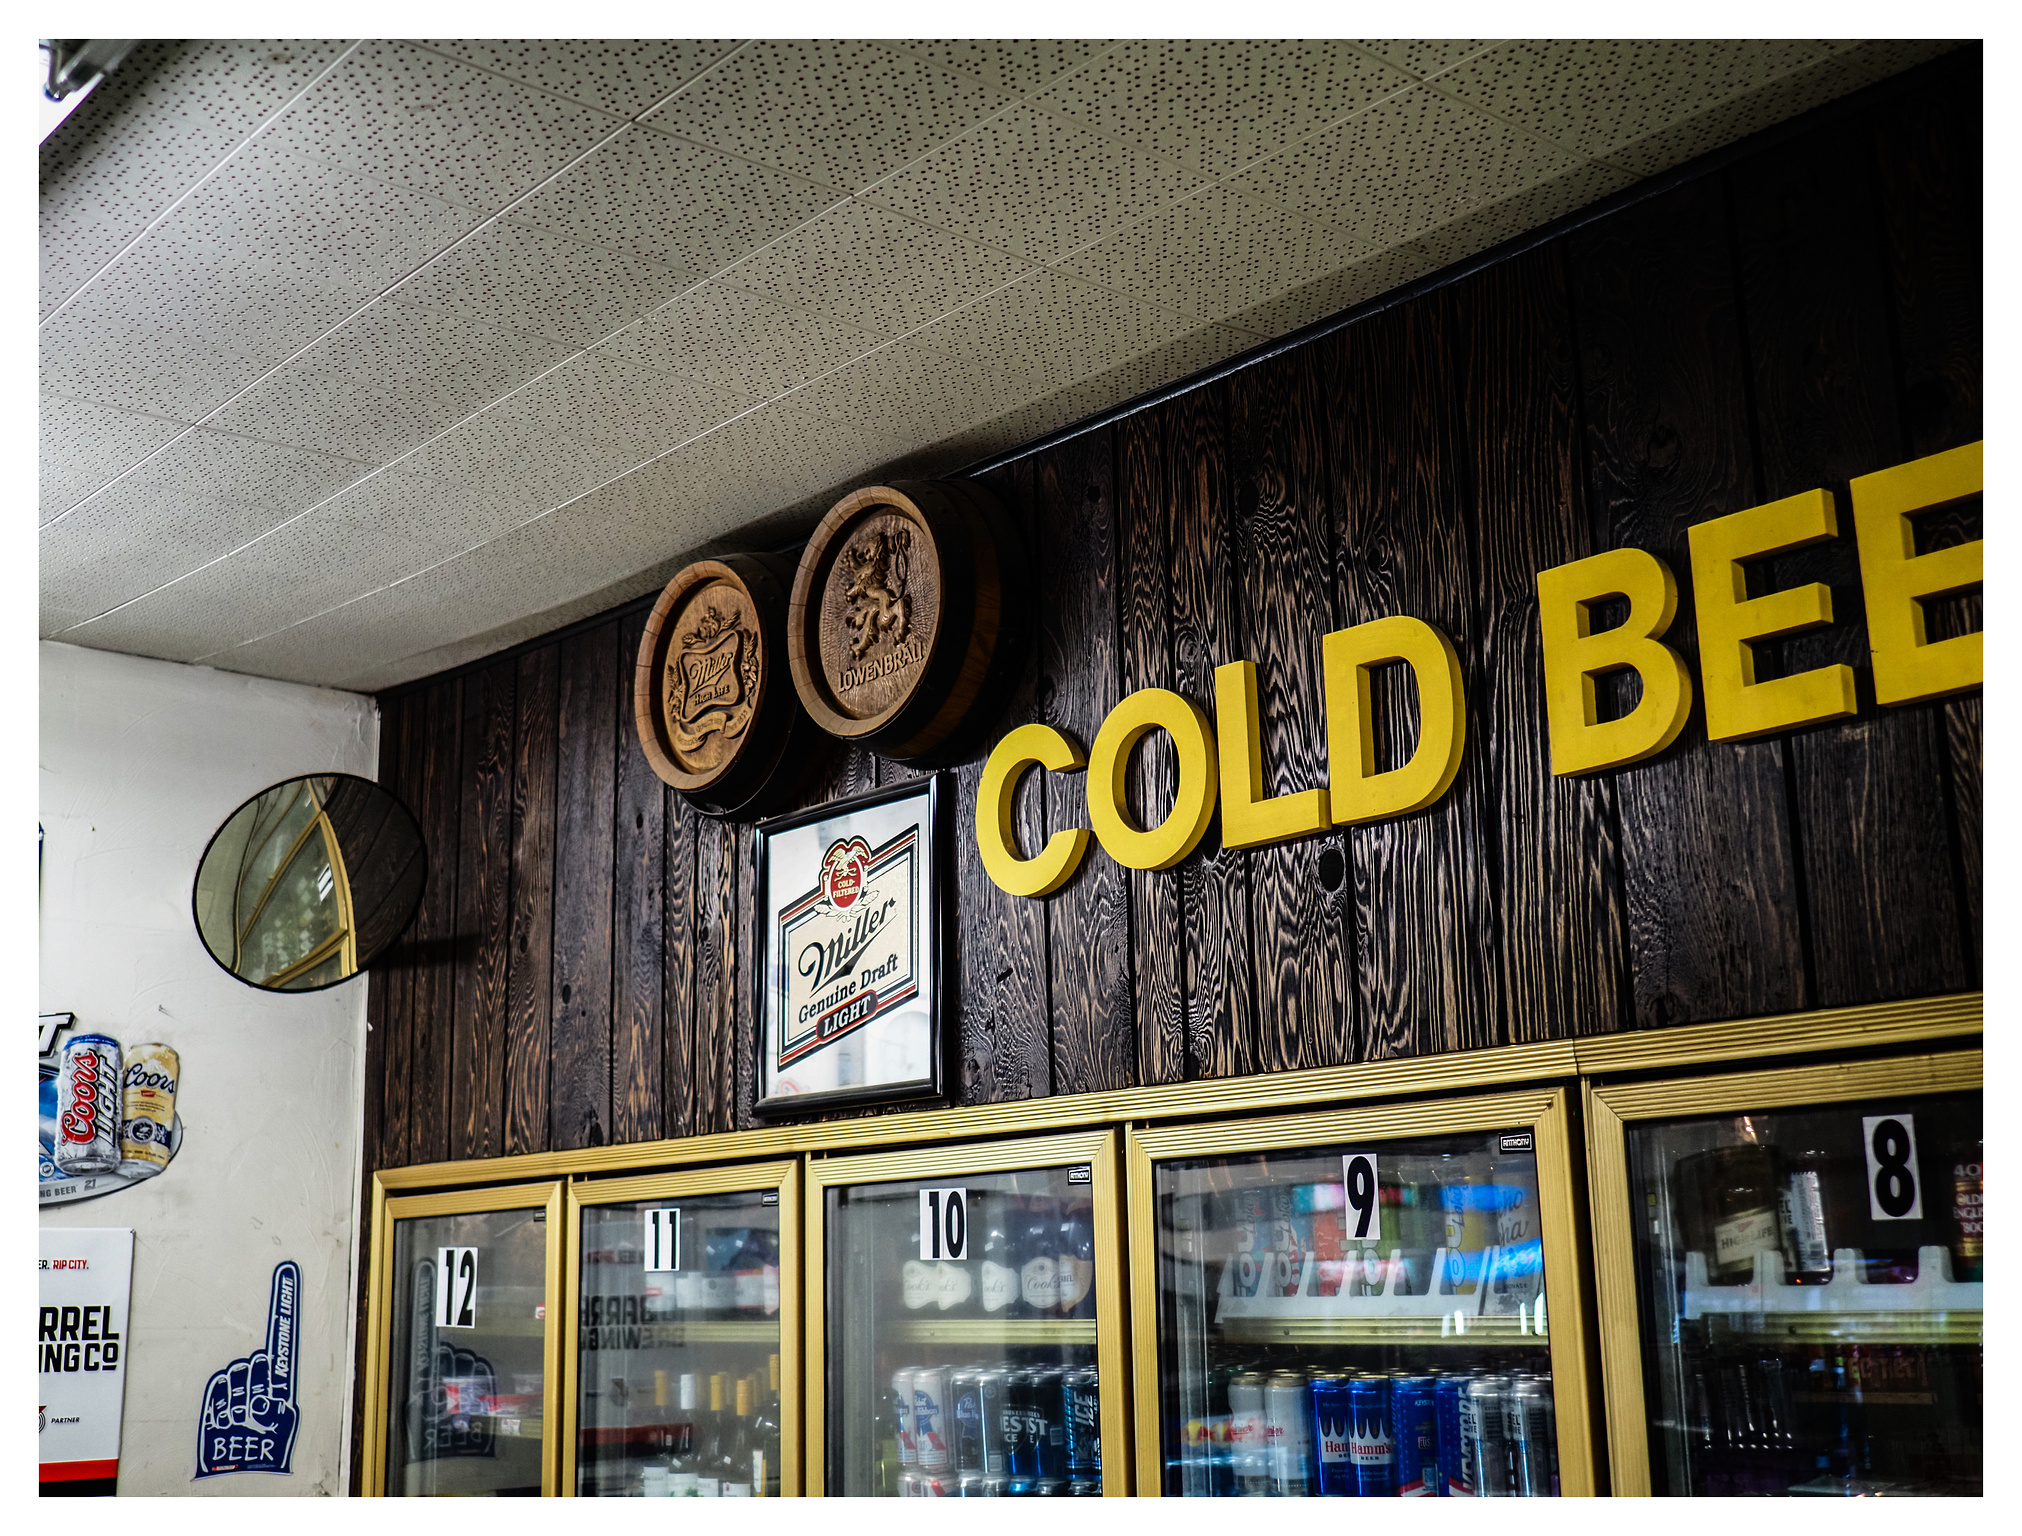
[1862,1114,1924,1220]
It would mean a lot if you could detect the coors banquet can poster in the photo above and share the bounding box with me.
[757,778,943,1111]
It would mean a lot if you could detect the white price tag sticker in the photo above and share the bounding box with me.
[919,1187,969,1260]
[645,1207,681,1271]
[1862,1114,1924,1220]
[1341,1153,1381,1241]
[434,1246,478,1328]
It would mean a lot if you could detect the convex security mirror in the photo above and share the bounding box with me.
[193,774,425,992]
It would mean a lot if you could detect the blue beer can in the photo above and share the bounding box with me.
[1434,1374,1469,1495]
[1390,1375,1439,1496]
[1347,1374,1396,1497]
[1310,1374,1355,1496]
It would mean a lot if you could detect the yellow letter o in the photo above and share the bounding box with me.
[1086,688,1219,871]
[975,722,1091,897]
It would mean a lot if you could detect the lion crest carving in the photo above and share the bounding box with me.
[841,527,912,661]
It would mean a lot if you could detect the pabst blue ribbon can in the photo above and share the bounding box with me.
[119,1041,180,1177]
[56,1032,122,1175]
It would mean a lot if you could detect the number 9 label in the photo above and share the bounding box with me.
[1341,1153,1381,1242]
[1862,1115,1923,1220]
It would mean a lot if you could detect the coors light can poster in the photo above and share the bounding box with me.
[760,781,940,1108]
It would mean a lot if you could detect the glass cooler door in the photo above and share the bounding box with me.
[565,1163,799,1496]
[1132,1092,1591,1497]
[1596,1056,1982,1496]
[808,1130,1125,1495]
[379,1182,563,1495]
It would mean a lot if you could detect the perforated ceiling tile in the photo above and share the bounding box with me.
[387,217,690,349]
[1033,40,1414,181]
[1055,182,1353,332]
[250,40,624,216]
[642,39,1012,194]
[40,428,365,634]
[413,39,740,117]
[1432,38,1843,167]
[715,197,1034,339]
[200,292,581,463]
[1219,239,1441,339]
[867,102,1202,266]
[39,40,356,317]
[503,125,840,288]
[885,39,1116,97]
[1409,158,1636,269]
[1358,39,1500,81]
[591,278,882,403]
[1231,83,1589,255]
[38,394,190,521]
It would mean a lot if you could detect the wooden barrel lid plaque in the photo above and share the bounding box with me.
[635,553,818,818]
[788,481,1031,767]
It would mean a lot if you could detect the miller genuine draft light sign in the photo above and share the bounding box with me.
[756,778,946,1113]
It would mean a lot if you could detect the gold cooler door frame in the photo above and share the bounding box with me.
[1584,1048,1983,1496]
[1127,1086,1599,1496]
[361,1178,566,1496]
[560,1160,804,1495]
[801,1127,1129,1494]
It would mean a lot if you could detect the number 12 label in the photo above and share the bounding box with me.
[920,1187,968,1260]
[1862,1114,1923,1220]
[435,1246,478,1328]
[1341,1153,1381,1241]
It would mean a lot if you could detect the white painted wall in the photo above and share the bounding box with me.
[39,641,378,1496]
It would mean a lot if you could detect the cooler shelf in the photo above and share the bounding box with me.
[1217,1313,1544,1345]
[890,1317,1098,1345]
[1212,1245,1546,1340]
[1681,1245,1983,1345]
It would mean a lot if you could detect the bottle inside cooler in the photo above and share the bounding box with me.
[1626,1092,1982,1496]
[826,1168,1104,1495]
[575,1191,784,1495]
[1153,1131,1560,1495]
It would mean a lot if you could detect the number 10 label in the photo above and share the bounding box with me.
[435,1246,478,1328]
[1341,1153,1381,1241]
[920,1187,968,1260]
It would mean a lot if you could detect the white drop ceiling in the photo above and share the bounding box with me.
[39,38,1955,692]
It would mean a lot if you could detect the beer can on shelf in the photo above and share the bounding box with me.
[1064,1475,1101,1495]
[891,1367,918,1468]
[55,1033,122,1176]
[1063,1366,1101,1476]
[1461,1376,1512,1496]
[1390,1374,1439,1497]
[1506,1378,1557,1497]
[1310,1373,1354,1496]
[912,1365,952,1470]
[1227,1370,1269,1495]
[904,1469,952,1496]
[1435,1374,1469,1495]
[951,1369,983,1472]
[1265,1369,1312,1496]
[1348,1374,1396,1497]
[1030,1367,1068,1478]
[1029,1478,1065,1496]
[1001,1369,1038,1477]
[118,1041,179,1177]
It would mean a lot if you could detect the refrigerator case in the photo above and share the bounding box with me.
[562,1162,801,1496]
[1129,1090,1597,1496]
[368,1181,565,1495]
[1588,1051,1982,1496]
[805,1129,1129,1494]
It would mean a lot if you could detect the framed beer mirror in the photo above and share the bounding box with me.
[193,773,426,992]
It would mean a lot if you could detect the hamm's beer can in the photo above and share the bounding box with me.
[119,1041,180,1177]
[56,1033,122,1175]
[1310,1373,1354,1495]
[1347,1374,1396,1497]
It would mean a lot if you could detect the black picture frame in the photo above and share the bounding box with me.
[751,774,951,1116]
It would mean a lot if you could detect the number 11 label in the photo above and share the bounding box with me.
[645,1207,681,1271]
[1341,1153,1381,1241]
[920,1187,968,1260]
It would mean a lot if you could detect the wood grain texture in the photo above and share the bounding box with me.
[1032,427,1134,1093]
[377,695,416,1168]
[1228,347,1353,1071]
[1566,173,1809,1029]
[406,681,460,1166]
[1728,122,1967,1004]
[1116,409,1185,1087]
[661,788,698,1139]
[1871,74,1983,964]
[691,817,742,1134]
[1455,247,1628,1043]
[449,658,515,1161]
[611,611,664,1146]
[505,644,558,1155]
[1325,294,1501,1058]
[550,623,618,1150]
[733,819,759,1131]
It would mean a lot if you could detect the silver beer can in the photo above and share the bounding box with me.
[55,1033,122,1175]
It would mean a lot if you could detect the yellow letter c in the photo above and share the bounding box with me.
[975,722,1091,897]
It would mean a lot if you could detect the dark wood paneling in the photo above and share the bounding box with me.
[661,789,698,1139]
[1165,384,1258,1078]
[1033,428,1134,1094]
[550,624,618,1150]
[407,681,460,1166]
[1728,121,1968,1005]
[450,659,515,1161]
[1456,247,1628,1042]
[1326,295,1501,1057]
[378,696,416,1167]
[1566,173,1809,1029]
[1228,347,1353,1071]
[692,817,740,1134]
[611,612,664,1146]
[1116,409,1185,1087]
[504,644,557,1156]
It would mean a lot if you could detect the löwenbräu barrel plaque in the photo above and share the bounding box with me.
[787,481,1031,766]
[635,554,818,818]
